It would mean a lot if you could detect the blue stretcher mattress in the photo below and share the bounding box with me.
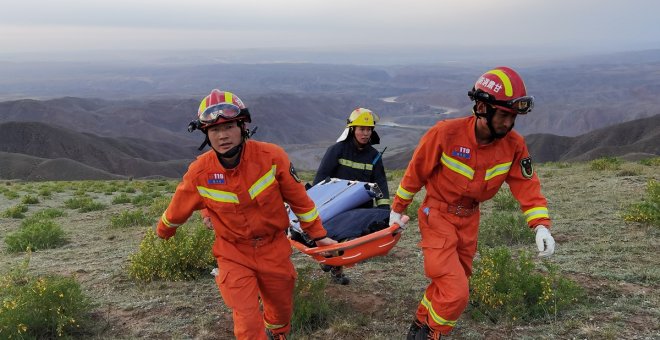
[288,178,381,231]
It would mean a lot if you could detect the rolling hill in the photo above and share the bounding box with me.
[0,122,192,180]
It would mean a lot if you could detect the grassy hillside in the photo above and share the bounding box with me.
[0,160,658,339]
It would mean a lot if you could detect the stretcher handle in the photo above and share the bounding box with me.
[293,223,401,255]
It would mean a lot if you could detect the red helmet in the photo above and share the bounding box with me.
[468,66,534,114]
[196,89,251,129]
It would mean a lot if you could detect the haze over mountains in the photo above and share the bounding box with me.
[0,49,658,180]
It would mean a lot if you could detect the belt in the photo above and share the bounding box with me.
[426,198,479,217]
[229,233,278,247]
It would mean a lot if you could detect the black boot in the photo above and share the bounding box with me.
[265,328,287,340]
[415,325,441,340]
[330,266,350,285]
[406,319,423,340]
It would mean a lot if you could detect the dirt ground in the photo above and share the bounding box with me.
[0,161,658,339]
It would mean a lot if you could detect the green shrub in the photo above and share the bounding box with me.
[131,193,154,207]
[73,189,88,196]
[470,247,584,323]
[2,204,28,219]
[4,218,66,252]
[478,211,532,248]
[492,188,518,211]
[291,266,331,334]
[20,195,39,205]
[110,210,154,228]
[80,201,106,212]
[590,157,623,171]
[616,168,643,177]
[639,156,660,166]
[3,190,19,200]
[25,208,66,222]
[622,179,660,227]
[63,196,91,209]
[0,258,91,338]
[112,193,132,204]
[127,225,215,282]
[38,188,52,198]
[104,182,120,194]
[63,196,106,212]
[50,182,67,193]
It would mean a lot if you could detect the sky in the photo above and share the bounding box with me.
[1,0,659,61]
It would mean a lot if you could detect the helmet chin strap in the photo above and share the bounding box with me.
[473,104,513,140]
[213,138,244,169]
[216,142,243,158]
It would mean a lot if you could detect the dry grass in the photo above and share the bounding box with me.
[0,162,659,339]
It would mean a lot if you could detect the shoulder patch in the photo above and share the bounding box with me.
[521,157,534,179]
[289,162,302,183]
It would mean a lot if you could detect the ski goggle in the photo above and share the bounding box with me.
[198,103,242,124]
[469,89,534,114]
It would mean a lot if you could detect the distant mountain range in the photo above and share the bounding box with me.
[0,114,657,180]
[2,49,660,138]
[1,50,659,179]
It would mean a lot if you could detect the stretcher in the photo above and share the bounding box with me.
[287,178,404,267]
[289,223,402,267]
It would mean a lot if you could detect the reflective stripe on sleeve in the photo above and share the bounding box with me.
[523,207,549,223]
[161,213,181,228]
[376,198,390,206]
[295,207,319,222]
[441,152,475,180]
[396,185,415,201]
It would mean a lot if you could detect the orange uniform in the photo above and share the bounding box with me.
[157,140,327,340]
[392,115,551,335]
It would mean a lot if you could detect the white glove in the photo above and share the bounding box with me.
[389,211,406,229]
[534,225,555,258]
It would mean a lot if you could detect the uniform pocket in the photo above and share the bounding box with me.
[206,200,238,213]
[255,187,287,220]
[419,237,447,249]
[216,269,252,309]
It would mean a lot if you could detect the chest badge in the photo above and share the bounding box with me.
[207,173,226,185]
[451,146,472,159]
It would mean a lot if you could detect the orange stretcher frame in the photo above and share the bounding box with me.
[288,223,403,267]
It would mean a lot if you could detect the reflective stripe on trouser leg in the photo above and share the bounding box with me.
[415,205,479,335]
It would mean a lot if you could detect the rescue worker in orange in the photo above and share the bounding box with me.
[388,67,556,339]
[156,89,337,340]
